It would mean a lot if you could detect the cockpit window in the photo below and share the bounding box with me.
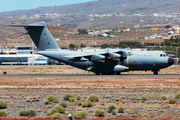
[160,54,167,57]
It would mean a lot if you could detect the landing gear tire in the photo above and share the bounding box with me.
[95,73,100,75]
[116,72,121,75]
[153,71,158,75]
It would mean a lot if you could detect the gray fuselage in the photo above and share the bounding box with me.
[38,49,173,74]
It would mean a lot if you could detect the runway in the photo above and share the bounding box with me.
[0,92,175,96]
[1,74,180,78]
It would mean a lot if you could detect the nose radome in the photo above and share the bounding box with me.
[168,57,174,66]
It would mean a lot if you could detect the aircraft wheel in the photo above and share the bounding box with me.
[116,72,121,75]
[153,71,158,75]
[101,73,106,75]
[109,72,115,75]
[95,73,100,75]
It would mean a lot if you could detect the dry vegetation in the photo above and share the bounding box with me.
[0,65,180,119]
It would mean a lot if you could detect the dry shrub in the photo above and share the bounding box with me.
[95,109,105,117]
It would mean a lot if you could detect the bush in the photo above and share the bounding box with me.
[69,97,76,102]
[107,104,116,113]
[175,91,180,99]
[118,107,124,113]
[18,109,27,117]
[141,95,147,100]
[26,109,36,117]
[0,99,7,109]
[82,102,88,107]
[87,94,99,102]
[161,95,167,100]
[132,97,136,100]
[51,113,63,119]
[82,101,93,107]
[76,95,82,100]
[78,101,82,106]
[131,114,138,117]
[59,101,68,108]
[64,93,74,101]
[35,109,42,112]
[0,110,8,117]
[44,109,48,113]
[115,98,120,102]
[74,111,86,119]
[169,99,177,104]
[95,109,105,117]
[46,95,58,103]
[44,100,50,105]
[111,110,116,115]
[50,105,66,114]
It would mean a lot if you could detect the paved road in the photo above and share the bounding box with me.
[1,74,180,78]
[0,92,175,96]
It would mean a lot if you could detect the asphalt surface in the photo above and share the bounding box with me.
[0,92,175,96]
[1,74,180,77]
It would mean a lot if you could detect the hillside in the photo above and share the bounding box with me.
[0,0,180,18]
[0,22,166,49]
[0,0,180,28]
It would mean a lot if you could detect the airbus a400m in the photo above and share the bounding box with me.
[8,22,174,75]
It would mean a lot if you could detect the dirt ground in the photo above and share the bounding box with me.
[0,65,180,119]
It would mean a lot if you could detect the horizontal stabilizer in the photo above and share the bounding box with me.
[7,22,45,27]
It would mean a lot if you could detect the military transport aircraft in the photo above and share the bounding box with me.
[8,21,174,75]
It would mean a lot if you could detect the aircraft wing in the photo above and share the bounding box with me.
[64,49,126,62]
[64,52,106,61]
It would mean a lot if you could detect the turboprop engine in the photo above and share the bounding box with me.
[108,53,121,60]
[113,65,128,72]
[91,54,105,62]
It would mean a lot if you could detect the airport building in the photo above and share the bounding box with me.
[0,46,57,65]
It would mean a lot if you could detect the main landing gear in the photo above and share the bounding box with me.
[95,72,121,75]
[153,71,158,75]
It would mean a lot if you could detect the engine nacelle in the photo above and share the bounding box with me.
[91,54,105,62]
[108,53,121,60]
[113,65,128,72]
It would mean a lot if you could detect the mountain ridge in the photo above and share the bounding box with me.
[1,0,180,18]
[0,0,180,28]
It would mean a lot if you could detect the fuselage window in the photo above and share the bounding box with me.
[163,54,165,57]
[160,54,162,57]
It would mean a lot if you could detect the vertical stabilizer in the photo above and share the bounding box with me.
[8,21,60,51]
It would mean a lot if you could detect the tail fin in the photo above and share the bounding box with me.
[8,21,60,51]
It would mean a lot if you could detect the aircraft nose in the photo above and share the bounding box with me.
[168,57,174,66]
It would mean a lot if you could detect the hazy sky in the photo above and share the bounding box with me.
[0,0,94,12]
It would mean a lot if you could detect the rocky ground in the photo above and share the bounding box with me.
[0,65,180,119]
